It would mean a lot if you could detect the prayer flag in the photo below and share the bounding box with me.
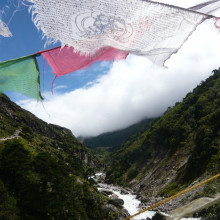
[0,55,43,100]
[28,0,220,66]
[0,19,12,37]
[39,46,128,77]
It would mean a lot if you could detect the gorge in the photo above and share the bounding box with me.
[0,68,220,219]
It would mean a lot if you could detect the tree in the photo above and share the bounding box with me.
[0,180,19,220]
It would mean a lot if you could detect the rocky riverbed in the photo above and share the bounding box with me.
[93,172,202,220]
[93,172,156,219]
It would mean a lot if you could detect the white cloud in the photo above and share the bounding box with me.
[53,85,68,92]
[18,2,220,137]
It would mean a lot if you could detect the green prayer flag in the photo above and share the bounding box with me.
[0,54,43,100]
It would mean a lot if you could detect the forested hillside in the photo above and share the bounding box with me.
[106,69,220,208]
[0,94,126,220]
[82,118,155,150]
[1,66,219,219]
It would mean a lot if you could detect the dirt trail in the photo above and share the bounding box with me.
[0,129,21,142]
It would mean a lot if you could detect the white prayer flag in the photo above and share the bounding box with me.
[28,0,220,66]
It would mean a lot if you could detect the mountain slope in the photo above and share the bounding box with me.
[0,94,101,174]
[81,118,155,150]
[106,69,220,214]
[0,94,126,220]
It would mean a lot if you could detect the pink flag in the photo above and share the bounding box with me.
[39,46,128,77]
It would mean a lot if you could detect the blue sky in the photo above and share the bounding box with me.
[1,0,220,137]
[0,0,111,102]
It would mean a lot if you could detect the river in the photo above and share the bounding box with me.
[94,172,202,220]
[98,182,156,219]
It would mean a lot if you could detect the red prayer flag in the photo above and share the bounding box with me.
[39,46,128,77]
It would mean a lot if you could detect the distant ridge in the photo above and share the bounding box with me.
[80,118,156,150]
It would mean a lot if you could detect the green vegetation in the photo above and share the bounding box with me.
[106,69,220,196]
[158,183,185,197]
[1,67,220,218]
[0,94,122,219]
[83,118,155,150]
[82,118,155,169]
[0,139,110,219]
[0,179,18,220]
[197,202,220,220]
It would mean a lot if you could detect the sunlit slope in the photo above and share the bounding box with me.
[106,69,220,201]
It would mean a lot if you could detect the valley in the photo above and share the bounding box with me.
[0,68,219,219]
[87,69,220,219]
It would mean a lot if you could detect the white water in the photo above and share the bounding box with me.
[95,173,201,220]
[112,189,156,220]
[98,182,156,220]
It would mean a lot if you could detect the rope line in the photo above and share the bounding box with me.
[123,173,220,220]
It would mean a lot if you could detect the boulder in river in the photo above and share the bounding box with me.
[103,204,129,219]
[103,204,118,213]
[149,212,167,220]
[110,194,119,199]
[139,195,150,203]
[109,198,124,208]
[121,189,129,195]
[101,190,113,196]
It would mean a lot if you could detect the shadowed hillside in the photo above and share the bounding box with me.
[0,94,126,220]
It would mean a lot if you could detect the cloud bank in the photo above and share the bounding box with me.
[19,18,220,137]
